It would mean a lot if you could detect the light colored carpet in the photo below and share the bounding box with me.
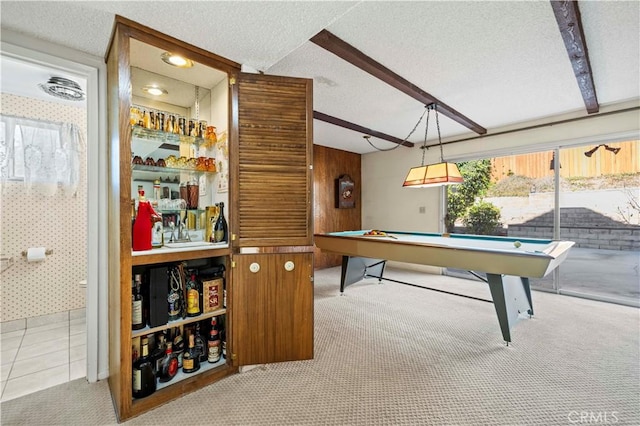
[1,266,638,425]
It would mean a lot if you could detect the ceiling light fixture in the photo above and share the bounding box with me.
[160,52,194,68]
[38,76,85,101]
[142,85,168,96]
[403,103,463,188]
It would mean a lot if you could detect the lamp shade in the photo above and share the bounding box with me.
[403,162,464,187]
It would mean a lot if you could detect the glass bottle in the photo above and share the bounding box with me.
[132,337,156,399]
[167,267,183,321]
[150,334,167,373]
[172,331,185,368]
[185,270,202,317]
[220,316,227,360]
[182,334,200,374]
[157,342,179,383]
[142,109,151,129]
[132,274,145,330]
[213,202,228,243]
[194,322,207,363]
[207,328,221,363]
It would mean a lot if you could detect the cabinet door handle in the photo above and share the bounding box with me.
[249,262,260,273]
[284,260,295,272]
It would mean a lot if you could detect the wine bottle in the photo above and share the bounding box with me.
[185,270,202,317]
[182,334,200,374]
[132,274,145,330]
[213,202,228,243]
[132,337,156,398]
[157,342,179,383]
[207,328,221,363]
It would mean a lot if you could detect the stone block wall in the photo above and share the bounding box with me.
[507,207,640,251]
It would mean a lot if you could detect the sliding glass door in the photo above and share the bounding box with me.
[445,140,639,307]
[556,141,639,305]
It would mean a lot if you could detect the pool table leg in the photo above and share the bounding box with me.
[486,274,534,344]
[340,256,386,293]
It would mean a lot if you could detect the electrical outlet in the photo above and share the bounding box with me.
[419,206,426,214]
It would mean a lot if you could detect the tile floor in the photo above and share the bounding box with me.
[0,308,86,402]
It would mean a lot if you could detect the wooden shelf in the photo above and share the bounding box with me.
[131,308,227,338]
[155,356,227,393]
[131,245,229,266]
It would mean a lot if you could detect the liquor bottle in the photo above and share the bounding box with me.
[157,342,179,383]
[194,322,207,363]
[172,330,185,368]
[132,337,156,399]
[220,316,227,360]
[132,274,145,330]
[185,270,202,317]
[210,316,220,333]
[182,334,200,374]
[150,334,167,373]
[207,328,221,363]
[213,202,228,243]
[142,109,151,129]
[167,266,183,321]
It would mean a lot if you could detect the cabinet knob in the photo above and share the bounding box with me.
[249,262,260,273]
[284,261,295,272]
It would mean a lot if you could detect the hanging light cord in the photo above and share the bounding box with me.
[365,104,430,152]
[433,103,444,163]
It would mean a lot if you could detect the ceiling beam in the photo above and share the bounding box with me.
[313,111,414,147]
[550,0,599,114]
[311,30,487,135]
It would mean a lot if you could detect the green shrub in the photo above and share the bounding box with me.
[463,201,502,235]
[445,160,492,232]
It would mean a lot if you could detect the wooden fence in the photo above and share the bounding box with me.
[490,140,639,182]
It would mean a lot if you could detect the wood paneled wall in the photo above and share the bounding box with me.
[313,145,361,269]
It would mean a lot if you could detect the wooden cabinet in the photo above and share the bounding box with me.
[106,16,314,422]
[232,253,313,365]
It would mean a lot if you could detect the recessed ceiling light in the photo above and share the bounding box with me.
[142,85,167,96]
[160,52,194,68]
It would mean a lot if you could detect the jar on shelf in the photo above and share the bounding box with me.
[187,179,199,210]
[196,157,207,171]
[206,158,217,172]
[179,182,188,203]
[176,156,188,169]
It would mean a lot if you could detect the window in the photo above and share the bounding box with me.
[0,114,82,195]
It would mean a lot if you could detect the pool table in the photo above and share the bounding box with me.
[314,230,575,343]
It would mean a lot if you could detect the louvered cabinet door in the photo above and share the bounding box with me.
[235,73,313,247]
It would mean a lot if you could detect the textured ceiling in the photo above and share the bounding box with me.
[1,1,638,154]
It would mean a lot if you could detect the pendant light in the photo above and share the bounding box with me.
[403,103,463,188]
